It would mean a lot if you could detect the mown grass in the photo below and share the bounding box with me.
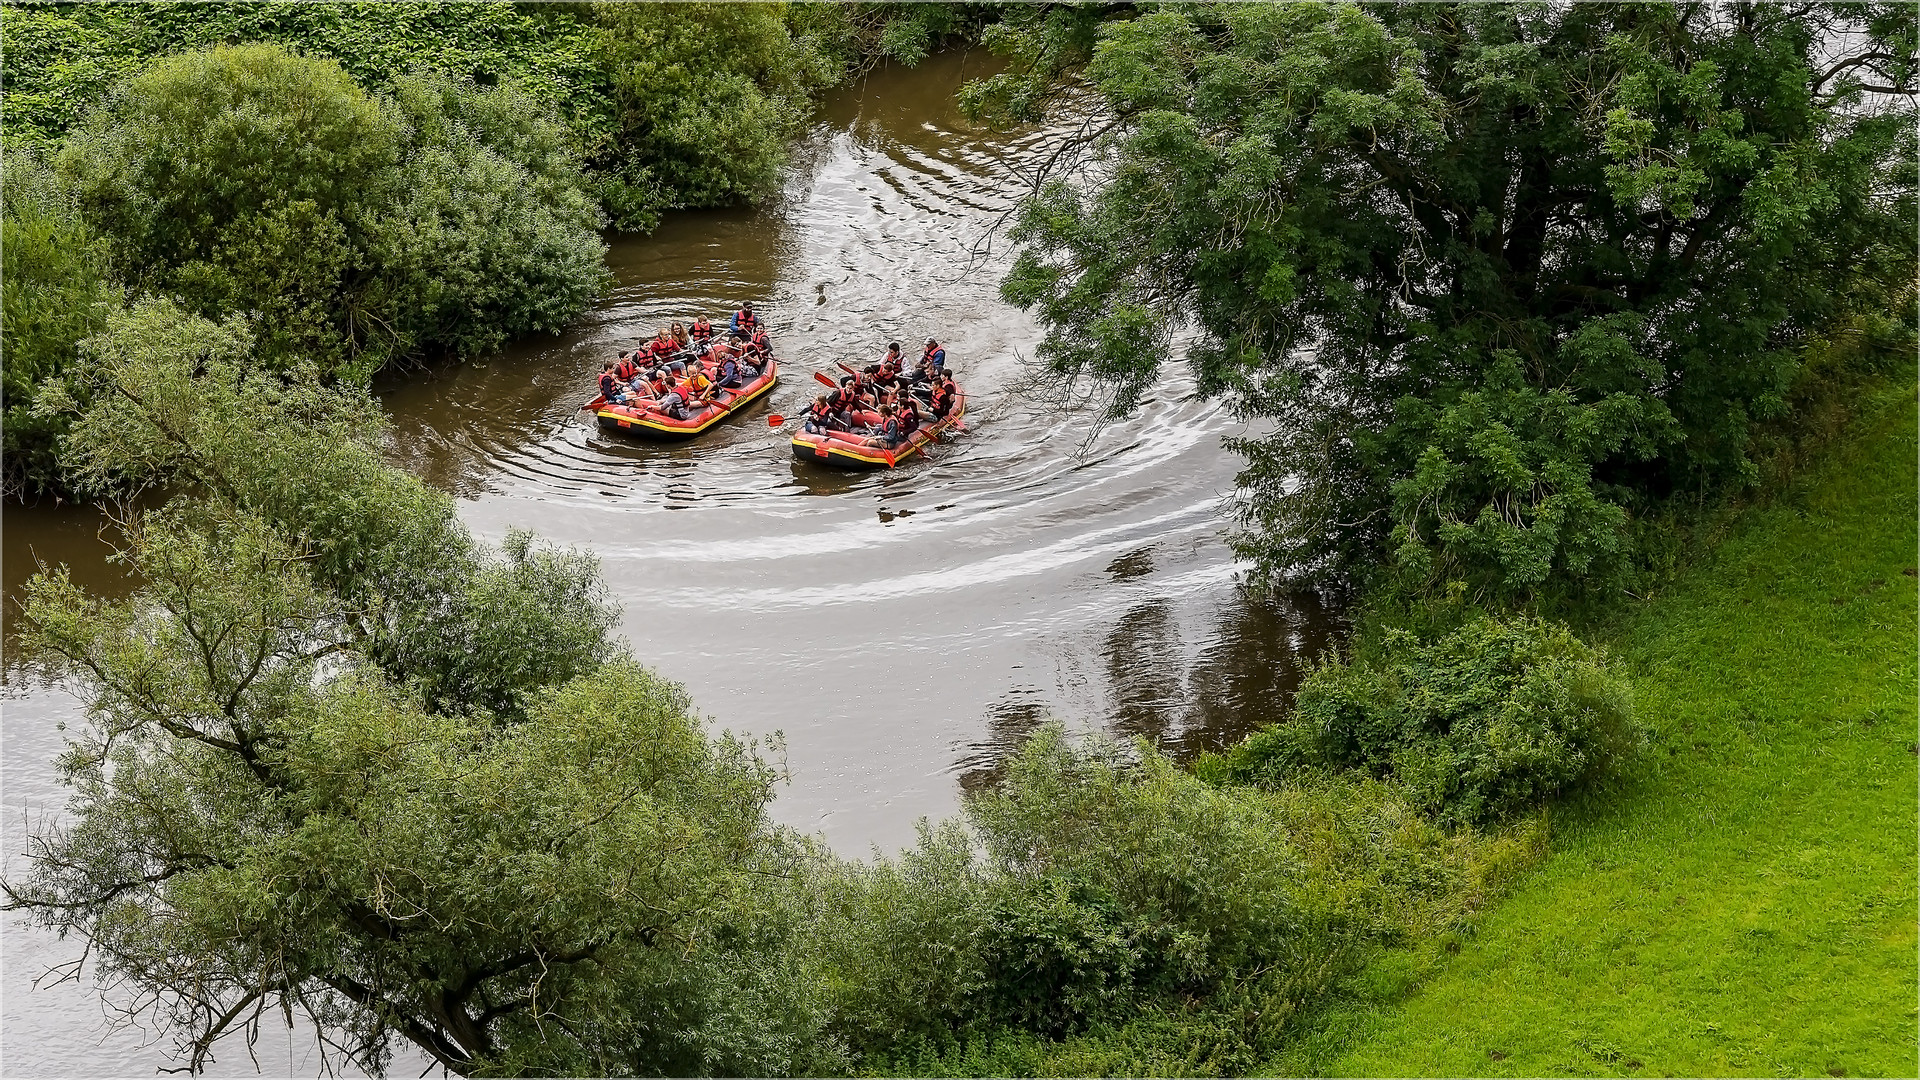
[1283,381,1919,1078]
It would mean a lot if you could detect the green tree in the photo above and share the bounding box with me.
[54,44,607,378]
[9,299,831,1075]
[988,2,1917,601]
[0,155,118,500]
[593,2,840,229]
[48,296,618,720]
[368,73,612,360]
[0,1,607,156]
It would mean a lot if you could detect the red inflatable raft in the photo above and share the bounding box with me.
[790,387,967,470]
[584,348,778,441]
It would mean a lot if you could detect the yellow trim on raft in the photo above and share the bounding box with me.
[597,367,778,436]
[790,396,966,468]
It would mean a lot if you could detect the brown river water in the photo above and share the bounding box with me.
[0,53,1336,1075]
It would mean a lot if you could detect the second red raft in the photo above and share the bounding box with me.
[790,387,966,470]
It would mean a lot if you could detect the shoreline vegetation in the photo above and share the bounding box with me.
[3,2,1915,1077]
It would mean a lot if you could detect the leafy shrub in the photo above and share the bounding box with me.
[368,72,611,360]
[593,2,841,228]
[806,726,1538,1071]
[1218,617,1641,826]
[0,155,117,500]
[0,1,607,157]
[54,44,606,378]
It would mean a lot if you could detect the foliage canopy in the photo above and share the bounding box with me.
[990,1,1918,601]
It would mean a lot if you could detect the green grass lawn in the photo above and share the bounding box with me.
[1298,383,1918,1078]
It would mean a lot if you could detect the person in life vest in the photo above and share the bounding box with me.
[713,352,743,390]
[613,352,642,384]
[896,394,922,439]
[746,326,772,361]
[920,337,946,374]
[644,328,680,366]
[730,301,758,335]
[841,371,879,411]
[599,360,627,404]
[928,374,955,420]
[865,342,905,382]
[671,322,692,351]
[683,364,715,407]
[871,403,904,447]
[827,382,860,426]
[734,341,763,380]
[804,393,846,434]
[647,370,688,420]
[689,316,715,344]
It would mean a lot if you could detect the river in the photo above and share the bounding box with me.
[0,51,1336,1076]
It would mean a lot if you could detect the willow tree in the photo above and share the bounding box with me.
[987,1,1917,599]
[5,301,824,1076]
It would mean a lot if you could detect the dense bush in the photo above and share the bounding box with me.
[0,1,606,157]
[0,155,116,500]
[592,1,841,230]
[803,727,1540,1070]
[54,45,608,378]
[1,1,972,234]
[1214,617,1641,827]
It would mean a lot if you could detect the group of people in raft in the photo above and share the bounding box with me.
[597,302,774,420]
[595,301,961,448]
[804,338,959,448]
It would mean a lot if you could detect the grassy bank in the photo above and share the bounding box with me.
[1285,381,1918,1077]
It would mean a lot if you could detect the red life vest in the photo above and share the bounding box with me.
[809,399,833,424]
[880,357,901,380]
[829,388,855,413]
[614,357,640,382]
[734,308,759,331]
[749,328,770,354]
[647,338,677,359]
[599,372,618,399]
[690,318,713,341]
[898,405,920,437]
[930,384,952,416]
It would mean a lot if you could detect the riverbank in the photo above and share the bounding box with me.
[1286,380,1918,1077]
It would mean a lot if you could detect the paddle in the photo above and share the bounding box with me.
[814,371,838,388]
[767,414,785,427]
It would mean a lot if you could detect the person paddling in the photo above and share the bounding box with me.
[921,337,946,375]
[599,360,628,404]
[929,373,956,420]
[805,393,847,434]
[730,301,759,335]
